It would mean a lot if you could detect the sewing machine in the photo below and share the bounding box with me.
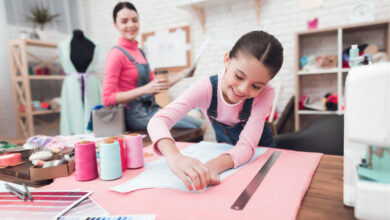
[344,62,390,219]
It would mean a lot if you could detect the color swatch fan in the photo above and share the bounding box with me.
[0,191,91,220]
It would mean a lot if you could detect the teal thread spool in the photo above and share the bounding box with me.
[99,140,122,180]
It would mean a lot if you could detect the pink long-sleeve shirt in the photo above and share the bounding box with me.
[102,37,155,106]
[147,72,275,167]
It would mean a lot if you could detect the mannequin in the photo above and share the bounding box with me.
[70,30,95,72]
[58,30,102,135]
[70,30,96,102]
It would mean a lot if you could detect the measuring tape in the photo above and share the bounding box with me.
[231,151,281,210]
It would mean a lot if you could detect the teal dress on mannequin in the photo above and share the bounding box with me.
[58,37,102,135]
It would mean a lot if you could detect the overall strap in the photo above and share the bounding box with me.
[113,46,137,63]
[207,75,218,120]
[239,98,254,124]
[138,48,147,60]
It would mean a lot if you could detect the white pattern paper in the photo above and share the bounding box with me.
[111,141,267,193]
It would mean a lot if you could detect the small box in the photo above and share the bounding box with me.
[29,160,75,181]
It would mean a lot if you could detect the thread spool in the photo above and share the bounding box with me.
[99,139,122,180]
[74,140,98,181]
[124,133,144,169]
[0,153,22,167]
[108,136,126,171]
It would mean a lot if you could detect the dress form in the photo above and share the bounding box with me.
[70,29,95,102]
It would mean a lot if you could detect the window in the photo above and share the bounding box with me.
[4,0,82,33]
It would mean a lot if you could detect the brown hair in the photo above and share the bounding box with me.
[229,31,284,78]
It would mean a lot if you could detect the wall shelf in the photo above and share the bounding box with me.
[298,110,343,115]
[177,0,261,32]
[298,68,338,75]
[28,75,65,80]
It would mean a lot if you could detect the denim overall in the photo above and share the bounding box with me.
[207,75,275,147]
[114,46,160,130]
[114,46,203,131]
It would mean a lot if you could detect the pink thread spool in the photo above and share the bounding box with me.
[124,133,144,169]
[75,140,98,181]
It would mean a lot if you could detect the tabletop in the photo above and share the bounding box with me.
[297,154,356,220]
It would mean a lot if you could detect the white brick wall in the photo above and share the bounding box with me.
[80,0,390,141]
[0,2,16,137]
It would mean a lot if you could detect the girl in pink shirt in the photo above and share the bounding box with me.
[103,2,203,131]
[147,31,284,192]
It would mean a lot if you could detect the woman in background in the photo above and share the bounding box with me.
[102,2,203,131]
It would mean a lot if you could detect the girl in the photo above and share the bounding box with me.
[147,31,283,192]
[102,2,203,131]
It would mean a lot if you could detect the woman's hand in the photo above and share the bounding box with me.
[143,78,169,95]
[183,66,196,78]
[165,152,211,191]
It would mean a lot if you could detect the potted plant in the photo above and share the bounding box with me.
[25,2,60,40]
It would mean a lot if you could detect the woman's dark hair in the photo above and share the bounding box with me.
[113,2,138,23]
[229,31,284,78]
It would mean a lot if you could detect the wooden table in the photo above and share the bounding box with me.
[297,155,355,220]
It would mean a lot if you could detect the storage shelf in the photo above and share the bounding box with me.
[9,39,61,137]
[29,75,65,80]
[294,20,389,131]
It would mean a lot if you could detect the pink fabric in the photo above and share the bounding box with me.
[37,142,322,220]
[102,37,155,106]
[147,73,275,167]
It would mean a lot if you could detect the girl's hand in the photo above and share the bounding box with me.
[165,152,211,191]
[143,78,169,95]
[205,163,221,186]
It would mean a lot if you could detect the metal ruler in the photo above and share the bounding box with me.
[231,151,281,210]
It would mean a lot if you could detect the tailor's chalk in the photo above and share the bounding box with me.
[64,154,71,161]
[32,159,45,167]
[186,176,206,193]
[42,161,53,168]
[29,151,53,161]
[52,159,66,166]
